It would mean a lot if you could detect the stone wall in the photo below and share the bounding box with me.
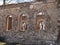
[0,0,58,44]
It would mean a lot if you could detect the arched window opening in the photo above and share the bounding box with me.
[20,14,27,31]
[6,15,12,31]
[36,15,45,30]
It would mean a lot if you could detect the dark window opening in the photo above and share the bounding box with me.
[36,15,45,30]
[6,15,12,31]
[20,15,27,31]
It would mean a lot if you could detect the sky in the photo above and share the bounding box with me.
[0,0,3,5]
[0,0,34,5]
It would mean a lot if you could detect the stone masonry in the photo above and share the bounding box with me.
[0,0,59,44]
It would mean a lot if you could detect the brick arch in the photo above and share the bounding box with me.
[19,14,28,31]
[35,9,52,30]
[6,15,12,31]
[35,10,48,30]
[36,14,46,30]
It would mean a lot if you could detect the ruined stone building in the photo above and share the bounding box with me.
[0,0,60,44]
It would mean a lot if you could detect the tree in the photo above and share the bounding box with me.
[3,0,5,5]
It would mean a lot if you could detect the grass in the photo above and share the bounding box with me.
[0,42,6,45]
[0,42,22,45]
